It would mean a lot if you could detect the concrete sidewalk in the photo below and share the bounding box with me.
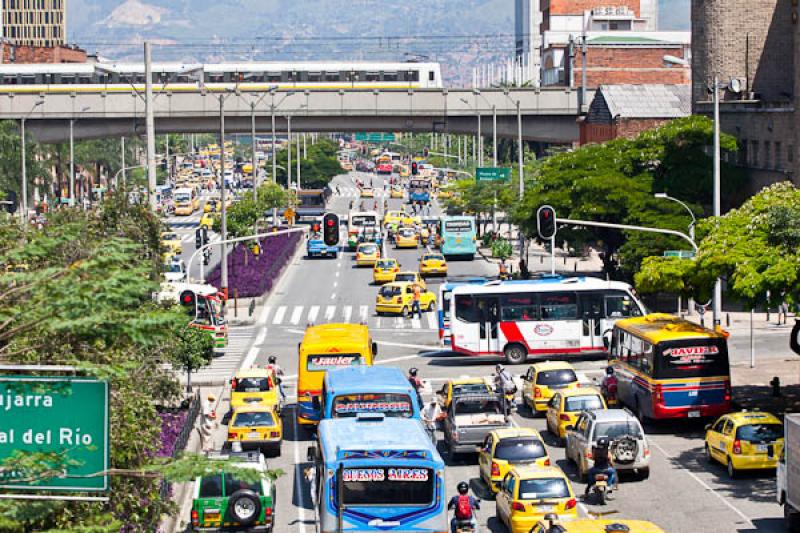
[730,357,800,415]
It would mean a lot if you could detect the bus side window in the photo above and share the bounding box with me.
[641,342,654,374]
[628,336,642,368]
[455,295,481,323]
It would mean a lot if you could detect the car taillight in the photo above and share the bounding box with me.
[491,462,500,476]
[565,498,577,510]
[724,381,732,402]
[270,431,280,438]
[575,382,581,388]
[733,439,742,454]
[396,297,402,303]
[534,387,542,398]
[543,458,551,466]
[264,507,272,517]
[654,384,664,404]
[560,414,570,421]
[228,432,238,439]
[231,378,238,389]
[511,501,525,512]
[191,509,199,526]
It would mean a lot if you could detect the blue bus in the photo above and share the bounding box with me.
[321,366,421,420]
[437,277,488,346]
[308,414,447,532]
[409,178,432,203]
[439,216,477,259]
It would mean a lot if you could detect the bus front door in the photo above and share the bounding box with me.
[479,297,501,354]
[580,293,604,352]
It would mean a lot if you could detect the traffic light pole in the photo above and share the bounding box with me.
[555,218,697,251]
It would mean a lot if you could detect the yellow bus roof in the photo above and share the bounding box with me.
[301,323,370,347]
[615,313,725,344]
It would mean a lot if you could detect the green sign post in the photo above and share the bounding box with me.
[355,132,397,142]
[664,250,696,259]
[0,376,109,491]
[476,167,511,181]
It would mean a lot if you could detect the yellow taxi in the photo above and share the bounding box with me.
[704,410,784,477]
[375,281,436,317]
[203,199,217,213]
[230,368,281,412]
[373,258,400,284]
[495,465,577,532]
[355,242,381,266]
[545,387,606,443]
[522,362,581,414]
[436,377,493,409]
[383,210,405,227]
[395,227,419,249]
[399,165,410,177]
[360,187,375,198]
[390,187,404,199]
[479,427,550,493]
[199,211,216,230]
[226,405,282,455]
[529,519,666,533]
[401,215,421,226]
[419,252,447,276]
[392,271,426,289]
[437,188,453,199]
[160,231,182,254]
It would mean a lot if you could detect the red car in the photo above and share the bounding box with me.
[376,163,393,175]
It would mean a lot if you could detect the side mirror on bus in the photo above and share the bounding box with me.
[372,342,378,357]
[307,446,317,463]
[603,336,610,350]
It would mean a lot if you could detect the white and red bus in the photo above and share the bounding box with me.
[449,277,645,364]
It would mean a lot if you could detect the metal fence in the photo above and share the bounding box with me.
[159,390,201,500]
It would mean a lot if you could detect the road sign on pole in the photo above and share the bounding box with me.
[476,167,511,181]
[0,376,109,491]
[355,132,396,142]
[664,250,696,259]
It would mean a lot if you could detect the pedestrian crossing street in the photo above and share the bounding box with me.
[258,304,440,330]
[180,326,254,385]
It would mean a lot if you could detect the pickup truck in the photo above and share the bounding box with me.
[306,238,338,259]
[779,413,800,531]
[442,393,511,456]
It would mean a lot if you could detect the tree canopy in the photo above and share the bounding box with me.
[273,138,342,189]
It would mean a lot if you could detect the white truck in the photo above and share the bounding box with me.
[778,414,800,531]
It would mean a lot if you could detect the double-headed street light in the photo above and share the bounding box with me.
[459,95,482,166]
[20,98,44,223]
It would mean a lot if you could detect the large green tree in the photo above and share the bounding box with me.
[273,138,342,189]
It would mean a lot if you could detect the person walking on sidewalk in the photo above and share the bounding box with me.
[411,282,423,319]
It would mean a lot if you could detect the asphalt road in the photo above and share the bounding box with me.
[183,171,786,533]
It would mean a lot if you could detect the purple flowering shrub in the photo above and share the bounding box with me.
[157,410,189,458]
[208,231,301,297]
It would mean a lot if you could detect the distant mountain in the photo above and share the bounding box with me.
[68,0,689,84]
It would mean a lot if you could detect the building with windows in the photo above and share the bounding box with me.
[692,0,798,190]
[515,0,543,86]
[1,0,65,48]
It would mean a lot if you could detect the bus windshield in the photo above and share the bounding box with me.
[174,193,191,203]
[341,467,434,506]
[332,393,414,418]
[656,339,729,379]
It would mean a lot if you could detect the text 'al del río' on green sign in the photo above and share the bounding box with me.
[476,167,511,181]
[0,376,109,491]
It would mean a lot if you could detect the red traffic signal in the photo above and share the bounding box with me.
[411,162,418,175]
[322,212,340,246]
[537,205,557,240]
[312,223,321,232]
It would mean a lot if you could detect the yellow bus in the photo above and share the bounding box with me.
[296,323,377,426]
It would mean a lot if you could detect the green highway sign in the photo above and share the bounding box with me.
[664,250,696,259]
[355,132,396,142]
[476,167,511,181]
[0,376,109,491]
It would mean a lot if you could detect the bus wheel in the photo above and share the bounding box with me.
[504,344,527,365]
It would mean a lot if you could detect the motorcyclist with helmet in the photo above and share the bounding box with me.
[447,481,480,533]
[408,367,423,403]
[600,366,618,407]
[584,436,617,497]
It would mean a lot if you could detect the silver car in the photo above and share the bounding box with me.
[565,408,650,480]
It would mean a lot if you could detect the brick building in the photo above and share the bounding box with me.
[580,84,690,144]
[691,0,799,190]
[1,40,85,63]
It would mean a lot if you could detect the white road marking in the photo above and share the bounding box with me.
[375,354,421,364]
[307,306,320,323]
[395,317,403,329]
[330,292,337,300]
[291,409,308,533]
[375,340,440,350]
[335,271,340,277]
[411,317,422,329]
[253,328,267,347]
[333,281,338,288]
[648,439,754,527]
[290,306,304,325]
[376,317,382,328]
[272,306,287,325]
[359,305,369,322]
[239,337,263,369]
[324,305,336,321]
[181,233,194,243]
[427,312,438,330]
[343,305,352,323]
[257,306,272,325]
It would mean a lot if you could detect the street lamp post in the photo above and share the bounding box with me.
[144,41,157,212]
[654,193,696,242]
[492,104,497,167]
[712,75,723,328]
[19,99,44,223]
[287,115,292,189]
[219,95,229,301]
[120,137,126,186]
[516,99,524,200]
[251,102,258,201]
[69,106,90,207]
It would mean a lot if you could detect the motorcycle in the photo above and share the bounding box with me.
[601,375,619,407]
[590,473,610,505]
[453,519,476,533]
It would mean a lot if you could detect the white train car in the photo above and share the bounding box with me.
[0,61,443,92]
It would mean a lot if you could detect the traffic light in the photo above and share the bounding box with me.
[411,162,418,175]
[322,212,340,246]
[311,222,321,233]
[179,290,197,317]
[537,205,557,240]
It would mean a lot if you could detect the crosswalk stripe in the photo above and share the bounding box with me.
[257,306,271,325]
[395,317,403,329]
[272,306,286,325]
[427,312,438,330]
[411,318,421,329]
[376,317,382,328]
[290,306,304,325]
[308,306,320,323]
[324,305,336,321]
[343,305,352,323]
[359,305,369,322]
